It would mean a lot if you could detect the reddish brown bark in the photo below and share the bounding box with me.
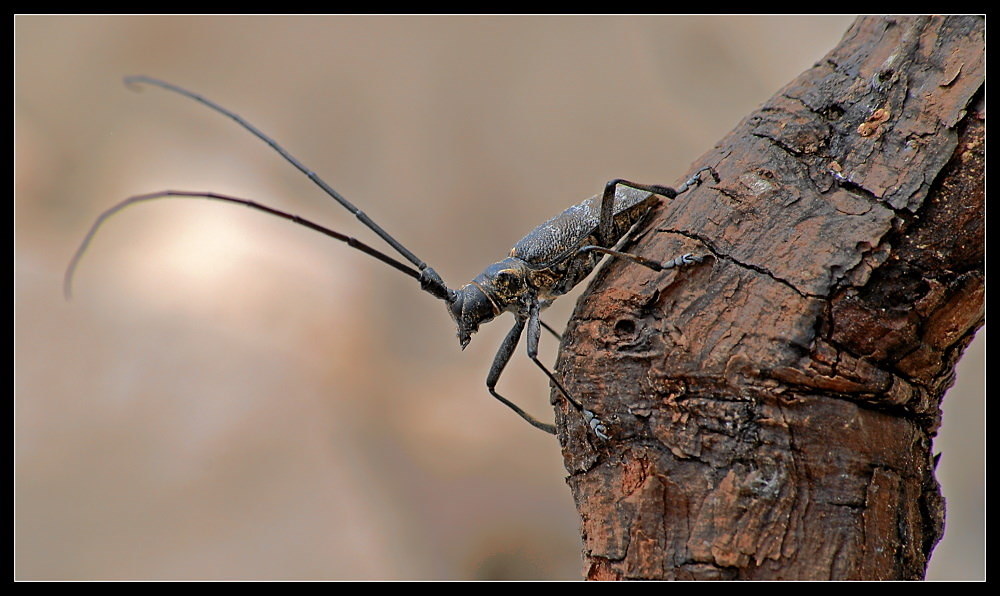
[554,16,984,580]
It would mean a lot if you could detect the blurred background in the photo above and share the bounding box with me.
[15,15,983,580]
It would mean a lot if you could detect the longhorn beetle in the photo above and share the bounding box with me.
[65,76,718,440]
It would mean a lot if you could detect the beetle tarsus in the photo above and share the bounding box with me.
[675,166,719,195]
[659,253,706,270]
[584,410,609,440]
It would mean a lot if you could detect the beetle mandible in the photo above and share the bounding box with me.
[65,76,718,440]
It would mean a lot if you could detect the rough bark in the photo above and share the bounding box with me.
[553,16,984,580]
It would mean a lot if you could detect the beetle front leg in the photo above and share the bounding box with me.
[539,319,562,341]
[537,298,562,341]
[486,317,557,435]
[526,299,609,440]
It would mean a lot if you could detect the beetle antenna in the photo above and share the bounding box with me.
[64,190,428,301]
[123,75,430,273]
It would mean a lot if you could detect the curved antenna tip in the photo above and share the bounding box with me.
[63,264,77,301]
[123,75,150,91]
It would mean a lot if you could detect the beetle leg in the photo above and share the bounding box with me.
[598,168,717,244]
[539,319,562,341]
[486,316,557,435]
[537,299,562,341]
[526,299,609,440]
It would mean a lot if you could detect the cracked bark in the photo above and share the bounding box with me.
[553,16,984,581]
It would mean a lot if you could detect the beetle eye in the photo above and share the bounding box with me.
[495,270,522,291]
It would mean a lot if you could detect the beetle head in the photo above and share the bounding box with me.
[448,259,530,350]
[448,282,499,349]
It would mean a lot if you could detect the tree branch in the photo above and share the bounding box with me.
[555,15,984,580]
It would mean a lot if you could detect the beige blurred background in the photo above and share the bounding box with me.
[15,15,983,580]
